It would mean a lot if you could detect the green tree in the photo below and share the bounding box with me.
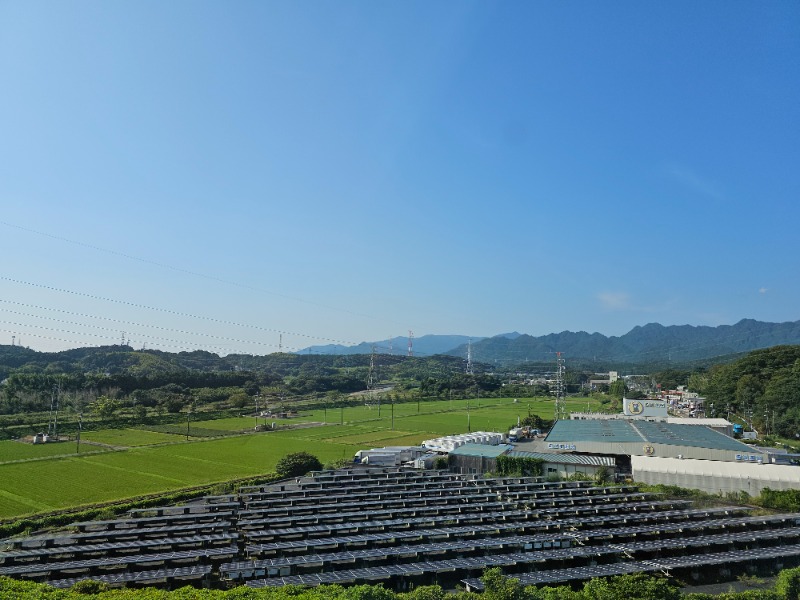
[608,379,627,400]
[594,465,611,484]
[90,395,120,418]
[275,452,323,478]
[736,374,762,421]
[229,390,251,409]
[132,404,147,421]
[481,568,526,600]
[775,565,800,600]
[583,574,680,600]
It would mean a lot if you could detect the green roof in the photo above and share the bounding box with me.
[546,419,761,454]
[632,420,757,453]
[449,443,514,458]
[546,419,643,443]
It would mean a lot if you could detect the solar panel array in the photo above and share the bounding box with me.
[2,466,799,591]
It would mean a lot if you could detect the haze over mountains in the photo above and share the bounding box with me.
[300,319,800,366]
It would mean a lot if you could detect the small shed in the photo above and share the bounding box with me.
[448,443,514,474]
[508,450,616,480]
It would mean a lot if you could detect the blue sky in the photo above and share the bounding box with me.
[1,1,798,355]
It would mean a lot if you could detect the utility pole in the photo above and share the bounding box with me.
[186,402,193,441]
[75,412,82,454]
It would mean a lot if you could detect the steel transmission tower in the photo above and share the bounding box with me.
[47,382,61,439]
[407,331,414,357]
[366,346,377,409]
[553,352,568,421]
[466,339,474,375]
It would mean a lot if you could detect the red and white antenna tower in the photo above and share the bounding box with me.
[407,330,414,357]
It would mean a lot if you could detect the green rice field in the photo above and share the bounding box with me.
[0,440,87,462]
[0,396,600,520]
[80,429,184,447]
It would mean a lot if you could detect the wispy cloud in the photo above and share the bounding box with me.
[597,291,677,315]
[664,164,724,201]
[759,287,768,294]
[597,291,631,310]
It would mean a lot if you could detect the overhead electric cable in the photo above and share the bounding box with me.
[0,220,406,327]
[0,323,246,354]
[0,307,298,352]
[0,276,353,346]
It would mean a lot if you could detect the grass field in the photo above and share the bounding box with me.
[80,429,184,447]
[0,440,87,463]
[0,396,601,520]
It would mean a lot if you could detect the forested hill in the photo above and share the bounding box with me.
[0,345,468,383]
[448,319,800,366]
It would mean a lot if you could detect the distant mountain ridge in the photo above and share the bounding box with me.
[300,319,800,367]
[299,334,486,357]
[448,319,800,366]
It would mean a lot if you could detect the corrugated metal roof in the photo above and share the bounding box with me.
[666,418,732,427]
[449,443,514,458]
[508,451,615,467]
[546,419,643,443]
[633,421,756,453]
[546,419,759,454]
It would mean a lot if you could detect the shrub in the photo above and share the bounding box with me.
[275,452,323,478]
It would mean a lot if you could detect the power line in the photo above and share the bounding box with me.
[0,220,407,328]
[0,276,358,346]
[0,303,297,351]
[0,310,296,352]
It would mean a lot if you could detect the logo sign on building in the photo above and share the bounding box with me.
[547,443,577,451]
[623,399,668,417]
[735,454,763,463]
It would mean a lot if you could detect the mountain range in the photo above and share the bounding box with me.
[300,319,800,367]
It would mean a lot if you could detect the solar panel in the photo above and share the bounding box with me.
[0,533,239,565]
[0,545,238,577]
[48,565,213,588]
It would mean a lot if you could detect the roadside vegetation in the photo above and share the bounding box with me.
[3,566,800,600]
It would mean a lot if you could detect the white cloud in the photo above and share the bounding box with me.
[597,291,631,310]
[759,287,768,294]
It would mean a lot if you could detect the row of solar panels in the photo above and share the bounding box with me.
[237,492,653,529]
[239,485,641,515]
[2,521,235,549]
[70,510,237,532]
[48,565,212,589]
[0,533,239,566]
[0,545,238,577]
[245,541,800,589]
[226,525,800,581]
[463,543,800,589]
[243,511,799,558]
[240,478,597,504]
[243,499,695,541]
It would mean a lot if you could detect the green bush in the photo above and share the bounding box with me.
[275,452,323,478]
[776,566,800,599]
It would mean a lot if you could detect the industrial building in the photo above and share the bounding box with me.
[539,417,800,494]
[448,444,615,480]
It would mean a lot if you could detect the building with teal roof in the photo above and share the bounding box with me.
[544,419,762,463]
